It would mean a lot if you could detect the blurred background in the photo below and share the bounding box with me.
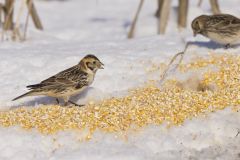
[0,0,239,43]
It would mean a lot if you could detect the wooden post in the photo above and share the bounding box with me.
[158,0,171,34]
[198,0,203,7]
[209,0,220,14]
[4,0,14,30]
[178,0,188,29]
[26,0,43,30]
[0,3,3,27]
[155,0,163,18]
[128,0,144,39]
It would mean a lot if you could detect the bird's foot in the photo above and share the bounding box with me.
[225,44,230,49]
[68,100,84,107]
[56,98,60,105]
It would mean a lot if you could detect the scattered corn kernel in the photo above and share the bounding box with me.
[0,54,239,140]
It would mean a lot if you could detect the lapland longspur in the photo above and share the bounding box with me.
[191,14,240,48]
[13,54,104,106]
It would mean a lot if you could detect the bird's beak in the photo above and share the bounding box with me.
[99,62,104,69]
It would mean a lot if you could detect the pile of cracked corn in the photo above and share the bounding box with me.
[0,53,239,138]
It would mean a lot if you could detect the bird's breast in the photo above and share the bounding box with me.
[206,31,240,44]
[87,74,95,85]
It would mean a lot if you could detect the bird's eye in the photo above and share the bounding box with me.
[93,61,96,64]
[196,21,199,25]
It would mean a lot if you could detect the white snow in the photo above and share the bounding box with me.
[0,0,239,159]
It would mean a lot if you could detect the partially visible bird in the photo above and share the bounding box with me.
[191,14,240,48]
[12,54,104,106]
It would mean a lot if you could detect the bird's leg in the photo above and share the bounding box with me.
[64,102,68,106]
[68,100,84,107]
[225,44,230,49]
[63,97,69,107]
[56,98,60,105]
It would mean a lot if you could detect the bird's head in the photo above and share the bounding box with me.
[79,54,104,73]
[191,15,208,36]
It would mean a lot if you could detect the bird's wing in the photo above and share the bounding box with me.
[206,14,240,35]
[41,65,78,83]
[27,65,89,90]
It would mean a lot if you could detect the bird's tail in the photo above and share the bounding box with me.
[12,91,35,101]
[26,83,43,89]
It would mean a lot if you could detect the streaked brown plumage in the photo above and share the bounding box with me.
[191,14,240,48]
[13,54,104,106]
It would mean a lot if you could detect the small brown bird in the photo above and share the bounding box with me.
[191,14,240,48]
[13,54,104,106]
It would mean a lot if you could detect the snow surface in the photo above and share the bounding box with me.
[0,0,240,159]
